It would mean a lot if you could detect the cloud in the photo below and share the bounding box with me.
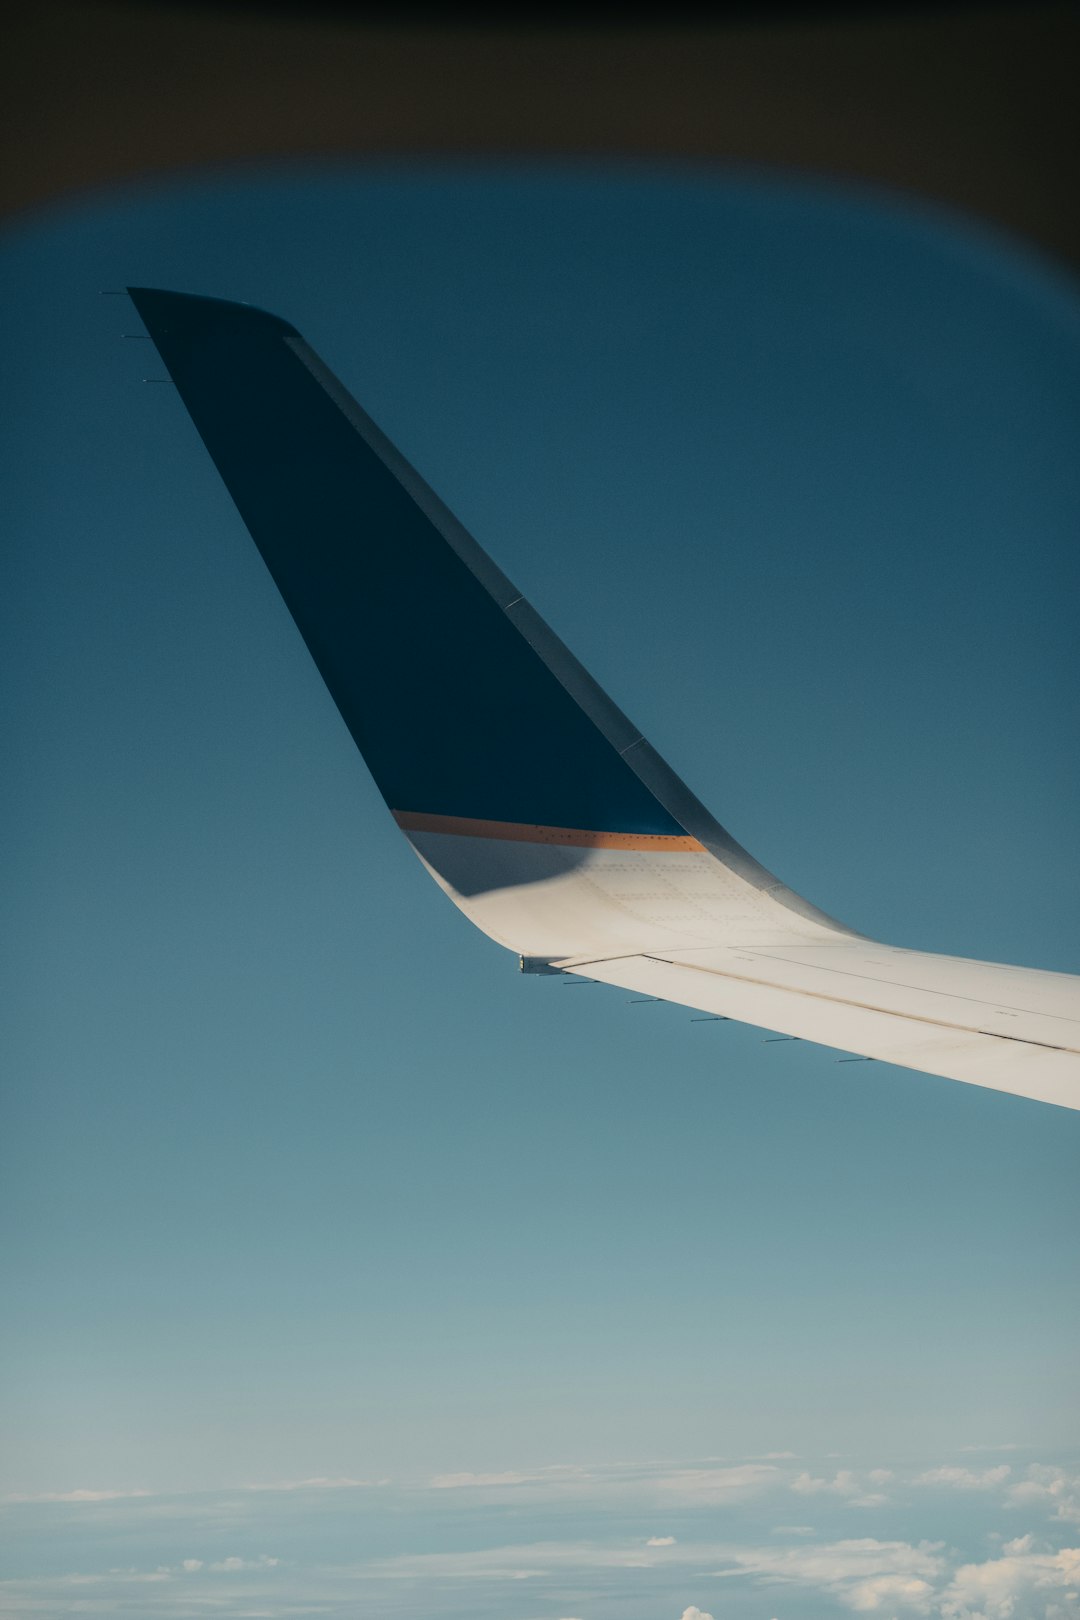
[150,1555,274,1576]
[713,1536,946,1614]
[940,1543,1080,1618]
[209,1554,280,1572]
[793,1471,859,1495]
[791,1471,889,1508]
[848,1574,936,1612]
[0,1568,174,1597]
[5,1522,1078,1620]
[429,1470,541,1489]
[1,1487,154,1505]
[9,1462,1080,1620]
[1007,1465,1080,1526]
[915,1466,1011,1491]
[657,1465,780,1501]
[361,1536,761,1585]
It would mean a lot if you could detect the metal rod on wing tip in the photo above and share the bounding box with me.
[691,1015,730,1022]
[763,1036,799,1042]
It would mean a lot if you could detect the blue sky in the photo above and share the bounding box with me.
[2,164,1078,1618]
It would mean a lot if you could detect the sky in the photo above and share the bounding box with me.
[1,164,1079,1619]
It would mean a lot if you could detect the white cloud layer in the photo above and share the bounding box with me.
[1007,1465,1080,1526]
[5,1454,1080,1620]
[714,1535,945,1613]
[429,1470,539,1489]
[656,1465,780,1501]
[2,1487,154,1504]
[210,1554,280,1572]
[940,1543,1080,1618]
[915,1466,1012,1491]
[791,1470,890,1508]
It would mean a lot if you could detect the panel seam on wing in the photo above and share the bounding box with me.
[627,954,1080,1052]
[729,948,1080,1023]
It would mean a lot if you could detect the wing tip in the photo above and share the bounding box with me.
[127,286,300,345]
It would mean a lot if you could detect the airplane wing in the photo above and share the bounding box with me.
[126,287,1080,1112]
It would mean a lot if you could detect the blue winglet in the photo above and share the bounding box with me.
[128,287,686,838]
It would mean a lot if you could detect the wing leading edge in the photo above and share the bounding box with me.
[127,287,1080,1112]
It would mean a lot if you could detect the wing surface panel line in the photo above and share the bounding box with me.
[698,948,1080,1024]
[619,953,1080,1053]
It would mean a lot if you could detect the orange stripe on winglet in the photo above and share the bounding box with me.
[392,810,705,852]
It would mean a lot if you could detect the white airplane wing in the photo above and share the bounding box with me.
[127,287,1080,1112]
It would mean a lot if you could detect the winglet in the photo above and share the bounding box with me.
[129,287,844,956]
